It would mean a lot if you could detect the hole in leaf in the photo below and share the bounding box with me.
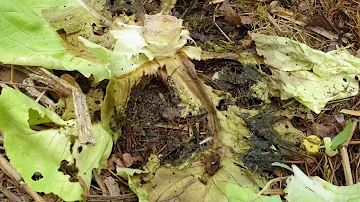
[58,160,79,182]
[77,146,83,153]
[31,172,43,181]
[216,99,228,111]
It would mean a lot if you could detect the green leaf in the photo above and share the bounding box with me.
[324,137,338,157]
[0,0,110,82]
[285,165,360,202]
[331,120,352,150]
[0,87,112,201]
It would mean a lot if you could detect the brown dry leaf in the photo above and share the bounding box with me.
[108,154,124,170]
[219,0,242,26]
[0,66,28,83]
[240,16,254,25]
[306,115,344,138]
[60,74,81,89]
[122,153,142,167]
[306,14,338,34]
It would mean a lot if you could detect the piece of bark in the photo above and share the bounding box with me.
[15,66,96,145]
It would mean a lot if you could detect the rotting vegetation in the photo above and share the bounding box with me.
[0,0,360,201]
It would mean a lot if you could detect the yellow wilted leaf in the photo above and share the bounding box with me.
[303,135,321,154]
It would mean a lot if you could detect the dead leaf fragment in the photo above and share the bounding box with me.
[240,16,253,25]
[108,154,124,170]
[306,14,339,34]
[204,152,221,176]
[122,153,142,167]
[219,0,243,26]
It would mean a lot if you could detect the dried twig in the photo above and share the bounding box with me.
[10,64,19,91]
[20,67,96,146]
[22,78,55,107]
[213,4,233,42]
[87,194,137,201]
[93,169,109,195]
[0,185,22,202]
[340,120,358,185]
[249,176,288,202]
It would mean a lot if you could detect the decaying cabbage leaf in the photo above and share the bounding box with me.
[0,0,111,82]
[0,87,112,201]
[81,14,201,77]
[251,33,360,113]
[285,165,360,202]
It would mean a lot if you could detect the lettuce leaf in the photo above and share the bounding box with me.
[0,0,110,82]
[251,33,360,113]
[0,87,112,201]
[285,165,360,202]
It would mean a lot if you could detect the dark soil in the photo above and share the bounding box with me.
[116,78,209,168]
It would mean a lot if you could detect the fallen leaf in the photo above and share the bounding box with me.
[122,153,142,168]
[219,0,243,26]
[240,16,254,25]
[251,33,360,113]
[303,135,321,154]
[306,14,338,34]
[108,154,124,170]
[128,160,281,202]
[122,153,136,168]
[285,165,360,201]
[0,87,112,201]
[330,120,352,150]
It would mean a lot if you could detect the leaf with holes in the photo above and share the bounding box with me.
[126,159,281,202]
[251,33,360,113]
[0,87,112,201]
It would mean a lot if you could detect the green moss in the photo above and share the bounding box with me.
[256,3,268,21]
[213,44,225,53]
